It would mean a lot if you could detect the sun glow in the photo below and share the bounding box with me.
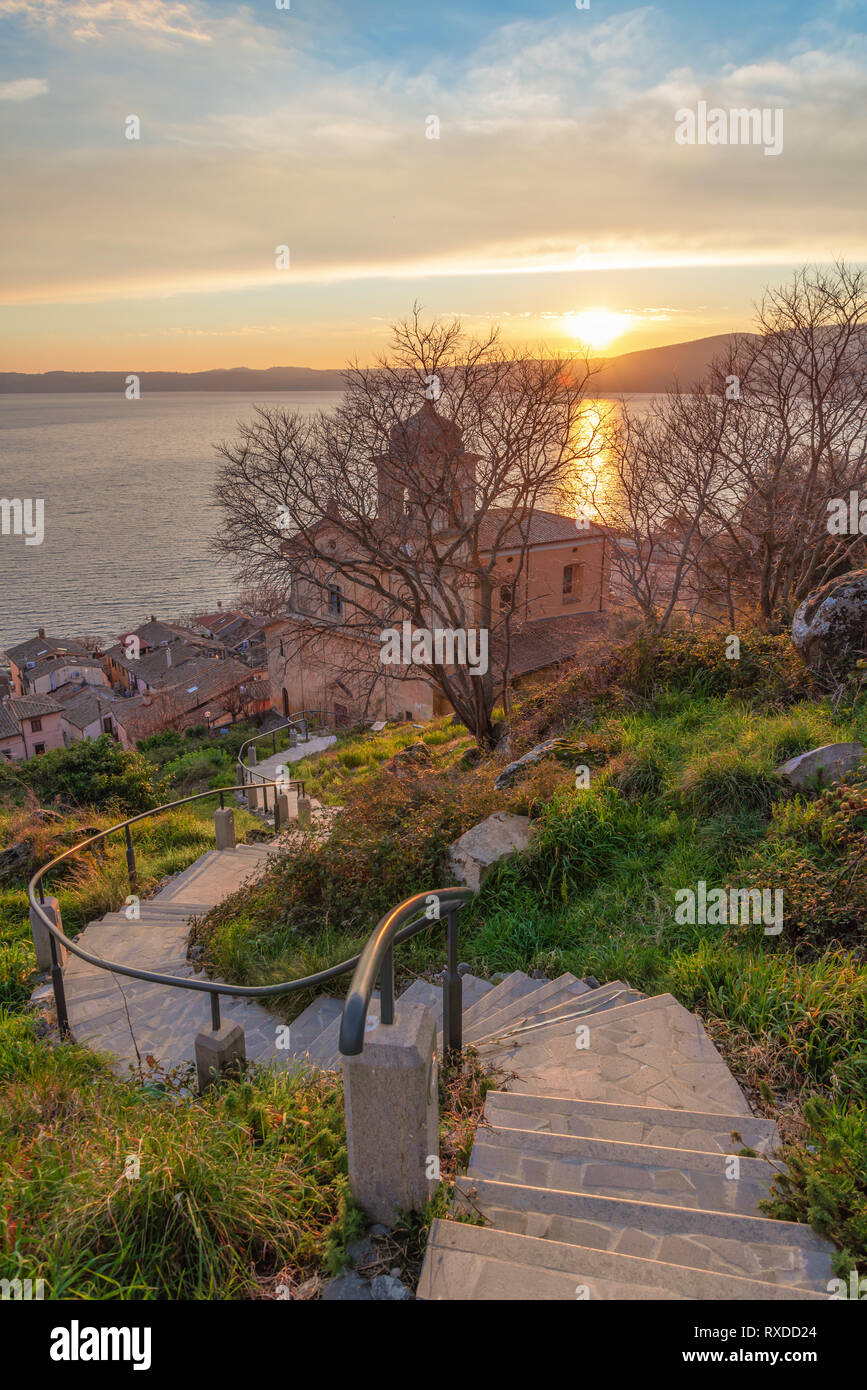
[562,309,630,350]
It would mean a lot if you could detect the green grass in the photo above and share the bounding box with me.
[0,1010,358,1299]
[1,631,865,1290]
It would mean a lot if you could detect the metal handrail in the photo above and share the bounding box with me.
[27,786,473,1056]
[339,887,472,1057]
[236,710,321,789]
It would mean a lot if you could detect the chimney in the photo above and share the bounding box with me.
[165,646,172,668]
[38,627,45,639]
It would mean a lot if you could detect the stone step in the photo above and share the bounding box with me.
[417,1220,826,1301]
[468,1125,772,1215]
[484,1091,780,1155]
[460,972,548,1032]
[284,995,344,1059]
[400,973,493,1021]
[453,1176,834,1292]
[304,994,382,1071]
[470,979,643,1045]
[462,973,586,1044]
[477,996,752,1116]
[476,987,660,1053]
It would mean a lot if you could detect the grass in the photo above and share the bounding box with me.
[0,1011,357,1299]
[1,630,865,1290]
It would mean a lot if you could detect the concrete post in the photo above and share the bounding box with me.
[195,1021,246,1092]
[214,807,236,850]
[297,795,312,827]
[275,792,296,827]
[246,781,261,813]
[289,728,298,748]
[342,1001,439,1226]
[29,895,66,973]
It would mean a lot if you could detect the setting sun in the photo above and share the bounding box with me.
[562,310,630,351]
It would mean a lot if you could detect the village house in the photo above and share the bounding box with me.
[6,631,105,698]
[265,401,611,725]
[112,654,269,748]
[0,694,64,760]
[56,684,127,746]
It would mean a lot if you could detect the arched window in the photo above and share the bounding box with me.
[282,688,290,717]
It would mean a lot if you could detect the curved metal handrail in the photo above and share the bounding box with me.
[236,710,321,790]
[27,785,474,1055]
[340,887,473,1057]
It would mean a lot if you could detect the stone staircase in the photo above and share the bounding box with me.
[62,865,835,1298]
[407,970,836,1301]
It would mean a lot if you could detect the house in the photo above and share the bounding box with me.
[265,400,611,725]
[103,637,201,695]
[187,608,270,668]
[0,695,64,760]
[113,655,268,748]
[5,630,100,697]
[55,684,126,746]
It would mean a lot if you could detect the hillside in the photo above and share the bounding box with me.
[0,335,756,395]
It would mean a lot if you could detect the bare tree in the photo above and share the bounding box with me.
[213,309,599,747]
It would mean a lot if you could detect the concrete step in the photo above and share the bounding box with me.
[453,1176,834,1292]
[417,1220,826,1300]
[303,994,382,1071]
[484,1091,780,1155]
[476,985,655,1052]
[462,973,586,1044]
[284,995,344,1059]
[400,973,493,1021]
[477,995,752,1116]
[468,1125,773,1215]
[471,979,643,1045]
[460,972,549,1032]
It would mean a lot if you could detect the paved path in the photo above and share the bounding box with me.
[249,734,337,783]
[63,842,294,1077]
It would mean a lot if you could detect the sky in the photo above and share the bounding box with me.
[1,0,866,371]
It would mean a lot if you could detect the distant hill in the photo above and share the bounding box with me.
[0,366,347,393]
[0,335,760,394]
[592,333,759,393]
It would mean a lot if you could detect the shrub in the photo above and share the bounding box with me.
[14,736,168,814]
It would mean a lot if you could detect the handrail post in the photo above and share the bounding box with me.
[124,824,137,893]
[210,992,221,1031]
[49,931,70,1039]
[380,944,395,1025]
[442,905,462,1057]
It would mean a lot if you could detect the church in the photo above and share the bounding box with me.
[264,399,611,725]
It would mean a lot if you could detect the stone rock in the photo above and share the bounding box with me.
[791,568,867,670]
[322,1270,373,1302]
[346,1236,379,1270]
[370,1274,413,1301]
[448,812,535,891]
[383,742,432,777]
[494,738,571,790]
[776,742,864,790]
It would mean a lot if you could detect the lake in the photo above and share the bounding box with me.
[0,390,656,651]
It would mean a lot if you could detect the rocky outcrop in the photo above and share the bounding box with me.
[791,569,867,670]
[776,742,864,790]
[448,812,535,891]
[494,738,573,789]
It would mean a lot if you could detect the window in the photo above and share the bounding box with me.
[327,584,343,618]
[562,564,584,604]
[500,584,513,609]
[34,743,45,756]
[30,716,42,732]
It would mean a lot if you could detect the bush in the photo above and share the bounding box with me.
[679,752,783,820]
[13,736,168,814]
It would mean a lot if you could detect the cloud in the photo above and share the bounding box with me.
[0,76,47,99]
[0,0,212,44]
